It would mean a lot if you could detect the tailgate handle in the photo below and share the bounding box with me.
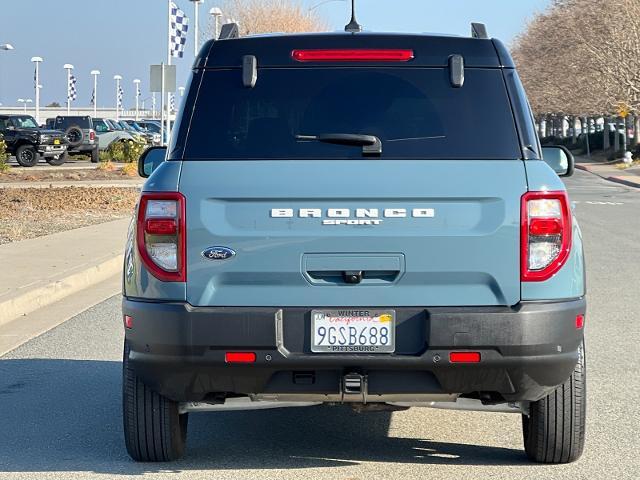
[303,254,405,286]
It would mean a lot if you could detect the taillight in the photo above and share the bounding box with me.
[89,130,96,141]
[136,192,186,282]
[291,49,414,62]
[521,191,572,281]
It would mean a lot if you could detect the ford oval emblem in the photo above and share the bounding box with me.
[202,246,236,261]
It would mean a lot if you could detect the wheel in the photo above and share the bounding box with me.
[90,147,99,163]
[522,342,586,464]
[122,340,188,462]
[65,126,84,148]
[15,144,39,167]
[46,154,66,166]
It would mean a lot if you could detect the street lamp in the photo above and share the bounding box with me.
[0,44,14,51]
[113,75,123,121]
[63,64,74,115]
[178,86,185,97]
[210,7,223,40]
[189,0,204,56]
[133,79,141,121]
[91,70,100,118]
[18,98,32,114]
[31,57,43,124]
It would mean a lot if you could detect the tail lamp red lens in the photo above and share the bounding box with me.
[576,314,585,329]
[225,352,256,364]
[136,192,186,282]
[292,49,415,62]
[124,315,133,329]
[89,131,96,141]
[521,191,572,282]
[450,352,481,363]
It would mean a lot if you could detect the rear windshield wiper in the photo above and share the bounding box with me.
[296,133,382,157]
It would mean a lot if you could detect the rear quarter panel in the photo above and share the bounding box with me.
[521,160,586,300]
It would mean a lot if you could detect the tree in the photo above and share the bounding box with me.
[512,0,640,147]
[217,0,327,36]
[46,102,61,108]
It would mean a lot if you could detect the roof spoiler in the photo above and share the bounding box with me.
[471,23,489,39]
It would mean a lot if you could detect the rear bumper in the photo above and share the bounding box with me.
[123,298,586,403]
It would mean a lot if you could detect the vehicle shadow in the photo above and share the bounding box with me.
[0,359,529,475]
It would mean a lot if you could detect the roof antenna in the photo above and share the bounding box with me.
[344,0,362,33]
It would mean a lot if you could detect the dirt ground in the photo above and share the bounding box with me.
[0,166,136,183]
[0,187,139,244]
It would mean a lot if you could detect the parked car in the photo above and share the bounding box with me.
[53,116,99,163]
[138,119,172,144]
[124,120,161,145]
[124,25,586,464]
[0,114,67,166]
[92,118,135,151]
[115,120,150,145]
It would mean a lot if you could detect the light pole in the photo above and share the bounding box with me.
[178,86,185,97]
[114,74,122,121]
[31,57,43,124]
[190,0,204,56]
[63,64,74,115]
[133,79,141,121]
[210,7,223,40]
[91,70,100,118]
[18,98,32,114]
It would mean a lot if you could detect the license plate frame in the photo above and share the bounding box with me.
[311,309,396,353]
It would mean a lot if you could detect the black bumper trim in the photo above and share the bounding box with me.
[123,298,586,403]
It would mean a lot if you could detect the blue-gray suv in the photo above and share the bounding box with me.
[122,24,586,463]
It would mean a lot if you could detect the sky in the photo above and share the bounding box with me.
[0,0,551,110]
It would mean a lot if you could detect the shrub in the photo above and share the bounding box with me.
[0,135,9,173]
[104,140,146,163]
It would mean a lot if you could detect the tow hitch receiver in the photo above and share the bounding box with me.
[343,372,367,402]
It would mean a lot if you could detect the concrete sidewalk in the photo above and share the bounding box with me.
[576,155,640,188]
[0,179,142,189]
[0,218,129,327]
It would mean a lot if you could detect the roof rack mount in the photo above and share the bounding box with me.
[471,23,489,39]
[218,22,239,40]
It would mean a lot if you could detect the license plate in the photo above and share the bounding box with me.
[54,139,60,145]
[311,309,395,353]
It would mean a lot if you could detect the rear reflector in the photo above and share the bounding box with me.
[124,315,133,329]
[225,352,256,364]
[292,49,415,62]
[450,352,481,363]
[576,314,585,329]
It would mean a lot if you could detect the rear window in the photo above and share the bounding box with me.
[181,68,521,160]
[55,117,93,130]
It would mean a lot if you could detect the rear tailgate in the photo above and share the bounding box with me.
[181,159,526,307]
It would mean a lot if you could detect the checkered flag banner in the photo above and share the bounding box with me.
[117,85,124,108]
[170,2,189,58]
[170,93,176,113]
[68,75,77,102]
[90,88,95,106]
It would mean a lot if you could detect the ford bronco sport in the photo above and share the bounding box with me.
[123,22,586,464]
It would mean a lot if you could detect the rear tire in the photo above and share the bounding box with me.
[15,144,39,167]
[90,147,99,163]
[522,342,586,464]
[122,340,188,462]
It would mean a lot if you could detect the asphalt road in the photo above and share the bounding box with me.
[1,169,639,480]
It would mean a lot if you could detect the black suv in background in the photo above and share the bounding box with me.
[53,116,99,163]
[0,114,67,167]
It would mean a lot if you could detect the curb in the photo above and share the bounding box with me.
[576,164,640,188]
[606,176,640,189]
[0,182,142,189]
[0,254,122,327]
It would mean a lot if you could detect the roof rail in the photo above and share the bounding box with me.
[471,23,489,39]
[218,23,240,40]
